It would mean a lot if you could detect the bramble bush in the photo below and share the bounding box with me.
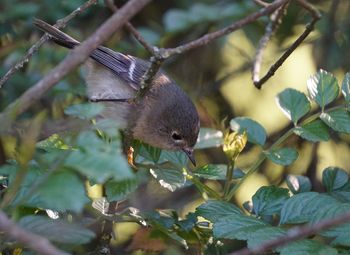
[1,69,350,254]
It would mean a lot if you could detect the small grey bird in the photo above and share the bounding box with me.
[34,19,199,165]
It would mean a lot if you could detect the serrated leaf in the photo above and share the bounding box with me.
[195,128,223,149]
[276,88,311,125]
[307,69,339,110]
[293,119,330,142]
[65,131,133,183]
[280,192,339,224]
[105,178,139,202]
[342,72,350,103]
[320,109,350,133]
[159,150,188,168]
[28,170,90,213]
[264,148,298,166]
[230,117,267,146]
[213,214,267,240]
[150,168,185,192]
[322,167,349,192]
[19,215,95,244]
[247,226,286,249]
[196,200,242,223]
[280,239,338,255]
[64,103,104,120]
[252,186,290,217]
[286,175,311,194]
[136,143,162,164]
[192,164,227,180]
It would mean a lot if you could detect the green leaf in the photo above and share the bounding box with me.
[286,175,311,194]
[293,119,330,142]
[192,164,226,180]
[213,214,267,240]
[322,167,349,192]
[320,109,350,133]
[342,72,350,103]
[105,178,139,202]
[64,103,104,120]
[307,69,339,110]
[280,192,339,224]
[276,88,311,125]
[330,181,350,202]
[196,200,242,223]
[264,147,298,166]
[252,186,290,217]
[159,150,188,168]
[28,170,90,213]
[280,239,338,255]
[195,128,223,149]
[136,143,162,164]
[230,117,267,146]
[247,226,286,249]
[150,168,185,192]
[65,131,133,183]
[18,215,95,244]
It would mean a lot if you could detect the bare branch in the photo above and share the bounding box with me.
[252,2,288,85]
[0,210,68,255]
[161,0,291,58]
[0,0,98,89]
[230,211,350,255]
[0,0,152,133]
[104,0,156,55]
[253,0,321,89]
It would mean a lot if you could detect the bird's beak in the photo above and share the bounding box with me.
[182,147,196,166]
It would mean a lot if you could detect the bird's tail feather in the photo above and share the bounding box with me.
[33,19,79,49]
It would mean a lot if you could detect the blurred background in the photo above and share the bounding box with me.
[1,0,349,253]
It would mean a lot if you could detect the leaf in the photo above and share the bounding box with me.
[65,131,133,183]
[247,226,286,249]
[286,175,311,194]
[322,167,349,192]
[28,170,90,213]
[64,103,104,120]
[230,117,267,146]
[276,88,311,125]
[342,72,350,103]
[192,164,227,180]
[320,109,350,133]
[280,239,338,255]
[293,119,330,142]
[330,181,350,202]
[159,150,188,168]
[150,168,185,192]
[195,128,223,149]
[105,178,139,202]
[213,214,267,240]
[280,192,339,224]
[136,143,162,164]
[264,148,298,166]
[196,200,242,223]
[252,186,290,217]
[307,69,339,110]
[18,215,95,244]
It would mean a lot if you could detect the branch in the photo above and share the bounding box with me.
[230,211,350,255]
[0,0,98,89]
[0,210,68,255]
[0,0,152,133]
[253,0,321,89]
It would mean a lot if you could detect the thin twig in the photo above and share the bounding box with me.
[252,2,288,85]
[253,0,270,7]
[104,0,156,55]
[230,211,350,255]
[161,0,290,58]
[253,0,321,89]
[0,0,98,89]
[0,210,69,255]
[0,0,152,134]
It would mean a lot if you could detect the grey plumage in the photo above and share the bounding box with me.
[34,19,199,165]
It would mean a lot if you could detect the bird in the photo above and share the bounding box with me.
[34,19,200,166]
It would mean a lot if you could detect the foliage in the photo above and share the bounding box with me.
[1,0,350,254]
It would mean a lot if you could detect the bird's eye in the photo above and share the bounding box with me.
[171,131,182,141]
